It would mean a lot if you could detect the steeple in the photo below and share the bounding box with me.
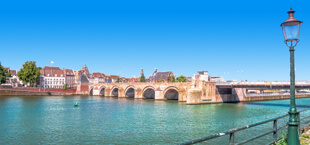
[154,68,157,73]
[141,67,144,76]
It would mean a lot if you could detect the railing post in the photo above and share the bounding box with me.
[273,119,277,143]
[229,132,235,145]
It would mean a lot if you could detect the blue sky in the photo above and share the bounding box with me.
[0,0,309,81]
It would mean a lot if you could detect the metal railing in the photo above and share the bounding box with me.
[246,92,310,97]
[179,109,310,145]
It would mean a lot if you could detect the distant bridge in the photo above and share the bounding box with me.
[89,81,310,104]
[216,81,310,89]
[89,82,209,101]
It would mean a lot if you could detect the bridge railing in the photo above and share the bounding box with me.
[216,81,310,86]
[179,108,310,145]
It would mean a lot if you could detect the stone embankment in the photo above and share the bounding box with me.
[0,90,75,96]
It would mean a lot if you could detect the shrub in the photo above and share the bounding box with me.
[275,130,287,145]
[302,134,310,139]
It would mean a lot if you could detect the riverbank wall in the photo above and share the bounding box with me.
[0,90,76,96]
[187,87,310,104]
[212,88,310,103]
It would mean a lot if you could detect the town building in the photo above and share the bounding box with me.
[121,77,127,83]
[196,71,209,82]
[105,75,112,83]
[110,75,119,83]
[4,67,23,88]
[148,68,174,82]
[186,77,193,82]
[127,78,138,83]
[210,76,225,82]
[75,64,92,84]
[76,74,89,94]
[92,72,105,84]
[74,70,80,84]
[88,74,95,85]
[39,66,66,89]
[146,78,150,82]
[63,69,75,89]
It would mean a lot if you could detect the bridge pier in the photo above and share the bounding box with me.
[178,91,187,101]
[232,88,246,102]
[187,89,202,104]
[134,90,143,99]
[118,88,125,98]
[155,90,165,100]
[89,89,100,96]
[105,88,110,96]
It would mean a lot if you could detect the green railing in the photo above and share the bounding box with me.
[179,108,310,145]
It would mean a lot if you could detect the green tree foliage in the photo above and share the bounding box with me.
[140,73,146,82]
[116,77,121,83]
[169,75,176,82]
[0,64,11,84]
[17,61,41,86]
[158,77,164,83]
[63,84,67,90]
[176,75,187,82]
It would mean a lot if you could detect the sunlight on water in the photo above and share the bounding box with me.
[1,96,310,144]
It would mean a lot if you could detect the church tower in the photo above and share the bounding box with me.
[140,67,144,76]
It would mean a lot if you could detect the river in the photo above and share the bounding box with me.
[1,96,310,144]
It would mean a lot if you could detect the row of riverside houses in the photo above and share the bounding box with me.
[2,63,225,94]
[2,64,137,89]
[39,65,123,89]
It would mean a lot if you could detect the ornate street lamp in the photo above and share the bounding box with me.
[281,7,303,145]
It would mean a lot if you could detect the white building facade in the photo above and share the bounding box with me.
[39,66,66,89]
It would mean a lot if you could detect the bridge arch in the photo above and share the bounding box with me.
[111,86,119,97]
[99,86,106,96]
[142,86,156,99]
[163,86,179,100]
[89,87,94,96]
[125,85,136,98]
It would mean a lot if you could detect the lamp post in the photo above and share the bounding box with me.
[281,7,303,145]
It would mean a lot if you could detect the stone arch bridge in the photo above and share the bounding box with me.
[89,82,216,102]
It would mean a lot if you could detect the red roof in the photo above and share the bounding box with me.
[41,66,65,77]
[64,69,74,76]
[93,72,105,78]
[9,70,16,75]
[110,75,119,79]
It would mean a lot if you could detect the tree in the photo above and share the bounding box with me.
[116,77,121,83]
[169,75,176,82]
[63,84,67,90]
[158,77,164,83]
[17,61,41,87]
[177,75,187,82]
[140,73,146,82]
[0,64,11,84]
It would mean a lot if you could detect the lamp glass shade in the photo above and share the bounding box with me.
[282,24,301,41]
[281,8,302,41]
